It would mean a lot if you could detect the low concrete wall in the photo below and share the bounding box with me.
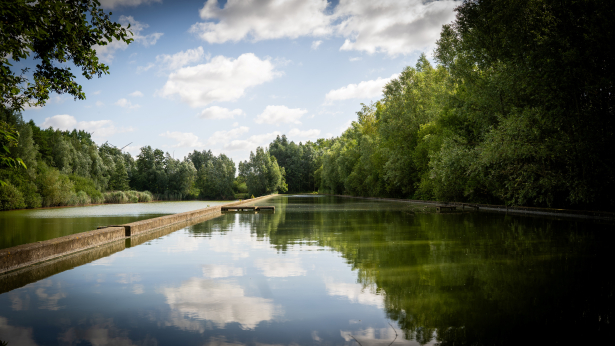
[0,194,278,275]
[123,194,276,236]
[127,211,227,247]
[0,226,125,274]
[0,240,126,294]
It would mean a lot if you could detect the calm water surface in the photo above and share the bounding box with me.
[0,195,613,345]
[0,201,230,249]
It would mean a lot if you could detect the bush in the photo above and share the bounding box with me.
[0,182,26,210]
[234,193,249,199]
[90,194,104,204]
[69,174,103,204]
[125,190,139,203]
[103,191,128,204]
[36,164,74,207]
[68,190,91,206]
[237,182,248,193]
[0,168,42,208]
[137,191,153,202]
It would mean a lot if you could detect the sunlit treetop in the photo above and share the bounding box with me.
[0,0,133,111]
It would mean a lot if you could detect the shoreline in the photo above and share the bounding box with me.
[0,199,237,213]
[326,194,615,220]
[0,195,277,275]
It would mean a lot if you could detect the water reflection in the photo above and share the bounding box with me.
[0,196,612,345]
[0,316,37,346]
[254,257,306,277]
[325,279,383,308]
[162,278,280,330]
[202,265,244,279]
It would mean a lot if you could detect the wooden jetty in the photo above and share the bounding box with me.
[436,205,456,213]
[221,206,275,212]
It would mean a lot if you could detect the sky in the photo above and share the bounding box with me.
[20,0,460,163]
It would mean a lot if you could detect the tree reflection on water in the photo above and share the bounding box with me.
[190,196,614,345]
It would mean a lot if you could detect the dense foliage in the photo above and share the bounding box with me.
[0,0,136,210]
[0,110,245,210]
[264,0,614,210]
[0,0,132,110]
[2,0,612,211]
[239,147,287,197]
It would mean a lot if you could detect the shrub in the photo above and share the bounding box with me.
[234,193,249,200]
[137,191,153,202]
[103,191,128,204]
[36,165,74,207]
[90,194,104,204]
[0,182,26,211]
[0,168,42,208]
[68,191,91,206]
[69,174,103,204]
[125,190,139,203]
[237,182,248,193]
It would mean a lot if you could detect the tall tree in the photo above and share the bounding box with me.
[0,0,133,110]
[240,147,287,197]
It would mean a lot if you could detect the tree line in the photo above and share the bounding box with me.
[2,0,612,211]
[257,0,614,210]
[0,109,247,210]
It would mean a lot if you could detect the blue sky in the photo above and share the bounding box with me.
[20,0,459,163]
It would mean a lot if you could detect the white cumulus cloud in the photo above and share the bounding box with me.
[189,0,459,56]
[160,53,280,107]
[288,128,321,138]
[190,0,332,43]
[115,98,141,109]
[129,90,144,97]
[207,126,250,145]
[325,73,398,102]
[156,46,208,71]
[94,16,163,63]
[336,0,459,56]
[311,40,323,50]
[199,106,244,120]
[41,114,133,140]
[254,105,307,125]
[160,131,204,148]
[137,62,155,73]
[223,131,282,151]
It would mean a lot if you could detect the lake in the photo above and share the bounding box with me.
[0,195,613,345]
[0,201,230,250]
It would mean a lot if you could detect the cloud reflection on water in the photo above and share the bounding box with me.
[340,326,429,346]
[202,264,244,278]
[162,278,280,330]
[254,257,306,277]
[325,279,384,308]
[0,316,37,346]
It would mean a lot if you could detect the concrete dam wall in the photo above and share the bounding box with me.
[0,195,277,275]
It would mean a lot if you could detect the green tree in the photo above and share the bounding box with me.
[0,109,27,186]
[431,0,615,207]
[133,146,166,194]
[107,157,130,191]
[196,154,235,199]
[1,0,133,110]
[240,147,287,197]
